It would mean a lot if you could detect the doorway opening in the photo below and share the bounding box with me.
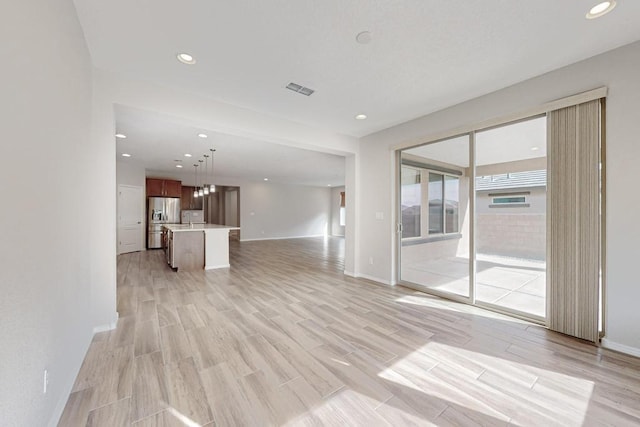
[205,186,240,240]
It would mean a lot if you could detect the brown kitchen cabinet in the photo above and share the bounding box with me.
[181,186,203,210]
[164,180,182,197]
[146,178,182,197]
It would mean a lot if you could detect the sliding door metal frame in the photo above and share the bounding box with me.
[475,301,546,325]
[599,98,607,339]
[469,131,477,304]
[395,150,403,285]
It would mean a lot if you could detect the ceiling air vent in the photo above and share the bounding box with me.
[286,82,315,96]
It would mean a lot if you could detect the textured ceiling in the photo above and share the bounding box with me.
[74,0,640,138]
[75,1,640,187]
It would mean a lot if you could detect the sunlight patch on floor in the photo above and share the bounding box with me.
[378,341,594,425]
[166,407,201,427]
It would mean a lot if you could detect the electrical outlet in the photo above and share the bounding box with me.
[43,369,49,394]
[369,257,374,265]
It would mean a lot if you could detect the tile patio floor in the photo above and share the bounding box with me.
[401,254,546,318]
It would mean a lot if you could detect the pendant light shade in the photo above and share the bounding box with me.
[198,159,204,196]
[210,148,217,193]
[203,154,210,195]
[193,163,199,198]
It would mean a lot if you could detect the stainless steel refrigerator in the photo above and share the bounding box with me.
[147,197,180,249]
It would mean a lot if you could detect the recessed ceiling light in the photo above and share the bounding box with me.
[586,1,616,19]
[176,53,196,65]
[176,164,183,168]
[531,146,540,151]
[115,133,126,139]
[121,153,131,157]
[356,31,373,45]
[197,133,208,138]
[355,114,367,120]
[327,184,332,187]
[263,178,269,181]
[184,153,192,157]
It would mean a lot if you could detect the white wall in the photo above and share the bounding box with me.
[358,41,640,354]
[330,186,346,236]
[116,160,145,187]
[240,181,331,241]
[344,155,359,276]
[0,0,101,425]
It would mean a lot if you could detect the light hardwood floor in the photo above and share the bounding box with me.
[59,237,640,426]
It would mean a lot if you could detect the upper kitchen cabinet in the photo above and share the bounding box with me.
[146,178,182,198]
[163,180,182,198]
[146,178,164,196]
[181,186,203,210]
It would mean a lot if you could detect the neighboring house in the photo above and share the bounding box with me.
[476,170,547,260]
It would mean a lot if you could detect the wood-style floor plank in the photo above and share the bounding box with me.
[59,237,640,427]
[165,358,213,425]
[86,397,130,427]
[130,351,169,422]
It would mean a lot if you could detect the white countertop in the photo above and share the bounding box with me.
[163,224,240,233]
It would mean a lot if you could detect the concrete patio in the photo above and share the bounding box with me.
[401,254,546,318]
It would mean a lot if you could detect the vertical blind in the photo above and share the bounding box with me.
[547,99,601,342]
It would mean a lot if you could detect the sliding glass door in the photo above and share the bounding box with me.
[398,116,548,321]
[399,135,471,300]
[474,116,547,320]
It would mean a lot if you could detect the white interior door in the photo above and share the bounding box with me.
[118,185,143,254]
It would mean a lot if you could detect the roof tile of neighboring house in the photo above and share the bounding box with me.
[476,169,546,191]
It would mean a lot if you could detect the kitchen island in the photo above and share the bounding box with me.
[163,224,240,271]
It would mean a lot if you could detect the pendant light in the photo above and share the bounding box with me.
[203,154,210,195]
[210,148,216,193]
[198,159,204,196]
[193,163,199,198]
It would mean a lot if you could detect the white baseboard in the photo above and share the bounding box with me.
[356,273,392,286]
[240,234,326,242]
[205,264,230,270]
[601,338,640,358]
[53,317,119,425]
[48,328,94,427]
[343,271,392,286]
[92,313,119,334]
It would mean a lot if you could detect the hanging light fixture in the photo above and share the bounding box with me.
[210,148,216,193]
[198,160,204,196]
[193,164,199,198]
[203,154,210,195]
